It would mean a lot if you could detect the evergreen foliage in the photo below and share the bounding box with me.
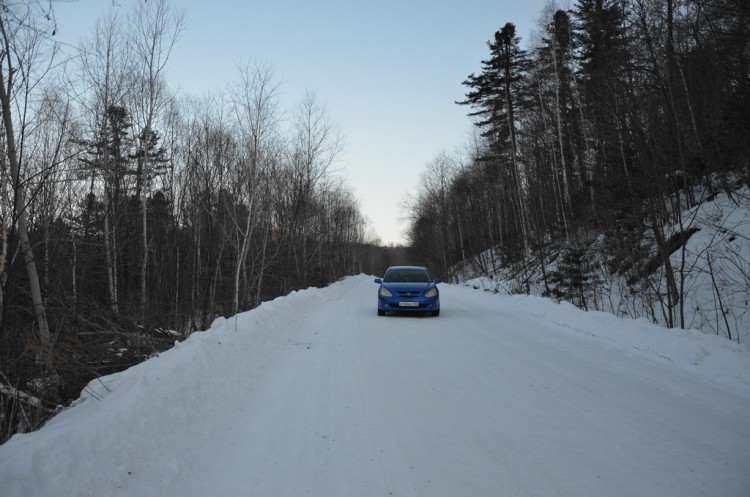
[408,0,749,339]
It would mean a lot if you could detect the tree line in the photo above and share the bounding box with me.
[408,0,748,333]
[0,0,389,441]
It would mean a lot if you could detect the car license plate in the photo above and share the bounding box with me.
[399,301,419,307]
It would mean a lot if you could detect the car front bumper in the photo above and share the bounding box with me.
[378,296,440,313]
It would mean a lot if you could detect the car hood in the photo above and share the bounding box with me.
[382,282,435,293]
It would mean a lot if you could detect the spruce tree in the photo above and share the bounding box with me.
[572,0,632,212]
[457,22,532,260]
[457,22,530,162]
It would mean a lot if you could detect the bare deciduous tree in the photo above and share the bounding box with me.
[128,0,184,322]
[0,1,56,373]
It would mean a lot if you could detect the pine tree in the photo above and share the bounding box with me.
[458,23,530,161]
[457,23,532,260]
[573,0,632,212]
[77,104,135,314]
[531,9,586,231]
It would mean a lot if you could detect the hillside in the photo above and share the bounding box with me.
[460,185,750,342]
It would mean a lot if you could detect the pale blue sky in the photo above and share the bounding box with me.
[54,0,552,245]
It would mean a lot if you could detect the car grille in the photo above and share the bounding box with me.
[396,291,421,297]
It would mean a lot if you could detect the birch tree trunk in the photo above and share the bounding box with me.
[103,204,119,314]
[0,14,53,368]
[230,62,281,309]
[129,0,184,322]
[233,196,255,315]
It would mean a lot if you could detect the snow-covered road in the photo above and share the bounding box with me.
[1,275,749,496]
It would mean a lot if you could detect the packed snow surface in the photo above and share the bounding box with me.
[1,275,749,497]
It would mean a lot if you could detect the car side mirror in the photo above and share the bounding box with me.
[374,278,382,284]
[434,278,442,284]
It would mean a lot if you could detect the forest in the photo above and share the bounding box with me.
[407,0,748,339]
[0,0,396,441]
[1,0,748,442]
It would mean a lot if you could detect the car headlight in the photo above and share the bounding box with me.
[380,287,393,297]
[425,287,438,298]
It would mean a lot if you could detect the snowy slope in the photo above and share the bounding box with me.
[1,275,748,497]
[463,186,750,341]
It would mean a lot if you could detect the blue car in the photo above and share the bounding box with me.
[374,266,441,316]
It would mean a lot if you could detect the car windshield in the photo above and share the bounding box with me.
[384,269,431,283]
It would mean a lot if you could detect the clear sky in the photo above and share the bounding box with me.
[53,0,552,246]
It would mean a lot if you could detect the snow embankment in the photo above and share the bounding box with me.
[0,285,331,496]
[488,292,750,395]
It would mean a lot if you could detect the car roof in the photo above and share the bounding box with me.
[386,265,429,271]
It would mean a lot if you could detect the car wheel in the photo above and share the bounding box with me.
[431,309,440,317]
[377,308,385,316]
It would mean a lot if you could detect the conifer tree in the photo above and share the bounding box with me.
[531,9,585,232]
[573,0,632,211]
[457,22,532,260]
[78,104,135,314]
[458,23,530,161]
